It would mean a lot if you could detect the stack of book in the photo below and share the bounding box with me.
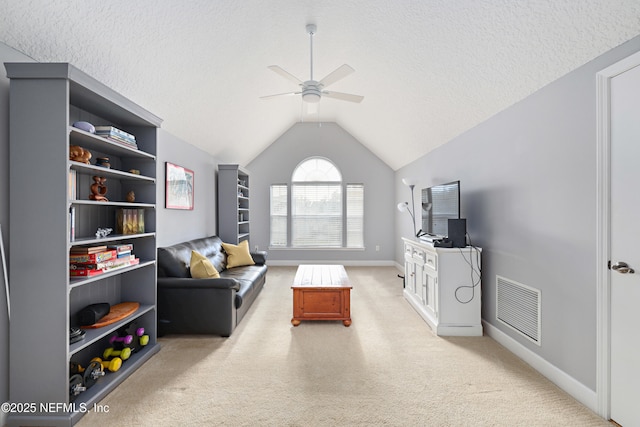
[69,244,139,277]
[95,126,138,149]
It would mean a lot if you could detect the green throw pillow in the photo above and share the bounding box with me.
[190,250,220,278]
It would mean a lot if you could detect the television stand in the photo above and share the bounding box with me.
[402,237,482,336]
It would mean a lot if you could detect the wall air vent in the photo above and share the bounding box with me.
[496,275,541,345]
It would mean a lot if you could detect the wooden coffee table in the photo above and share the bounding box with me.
[291,264,352,327]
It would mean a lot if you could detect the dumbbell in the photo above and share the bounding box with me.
[109,334,134,346]
[103,347,131,361]
[69,360,105,388]
[110,326,146,345]
[91,356,122,372]
[69,374,86,400]
[139,334,150,346]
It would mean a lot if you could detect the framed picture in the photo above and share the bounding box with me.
[165,162,194,210]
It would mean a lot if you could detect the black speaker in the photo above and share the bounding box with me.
[77,302,110,326]
[448,218,467,248]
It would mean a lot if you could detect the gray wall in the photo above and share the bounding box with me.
[395,35,640,392]
[247,122,395,263]
[156,130,218,247]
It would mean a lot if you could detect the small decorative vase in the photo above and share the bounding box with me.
[95,157,111,168]
[126,191,136,203]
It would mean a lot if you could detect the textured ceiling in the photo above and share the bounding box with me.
[1,1,639,170]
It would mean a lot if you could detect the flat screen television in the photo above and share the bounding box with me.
[420,180,460,238]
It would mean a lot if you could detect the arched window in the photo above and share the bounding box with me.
[292,157,343,247]
[292,157,342,182]
[270,157,363,248]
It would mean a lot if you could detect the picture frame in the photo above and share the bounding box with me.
[165,162,194,210]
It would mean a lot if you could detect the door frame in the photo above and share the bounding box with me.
[595,50,640,419]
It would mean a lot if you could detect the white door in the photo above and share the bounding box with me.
[610,61,640,427]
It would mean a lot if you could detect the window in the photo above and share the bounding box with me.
[270,185,287,247]
[346,184,364,247]
[269,157,364,249]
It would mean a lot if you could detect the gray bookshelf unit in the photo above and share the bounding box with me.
[6,62,162,426]
[217,164,250,244]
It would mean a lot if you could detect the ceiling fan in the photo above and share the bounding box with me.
[261,24,364,104]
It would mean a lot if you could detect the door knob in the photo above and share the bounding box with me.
[611,261,635,274]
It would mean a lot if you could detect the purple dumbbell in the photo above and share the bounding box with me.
[109,334,133,345]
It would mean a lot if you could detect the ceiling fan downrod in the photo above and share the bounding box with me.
[306,24,316,81]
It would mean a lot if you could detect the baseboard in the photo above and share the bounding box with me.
[483,320,598,412]
[266,260,397,267]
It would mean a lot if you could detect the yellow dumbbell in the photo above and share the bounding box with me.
[91,356,122,372]
[103,347,132,361]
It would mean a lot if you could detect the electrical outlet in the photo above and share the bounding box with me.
[254,245,259,252]
[375,245,380,252]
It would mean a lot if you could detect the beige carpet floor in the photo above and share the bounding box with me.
[77,266,608,426]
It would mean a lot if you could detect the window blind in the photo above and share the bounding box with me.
[292,183,342,247]
[346,184,364,248]
[269,184,287,247]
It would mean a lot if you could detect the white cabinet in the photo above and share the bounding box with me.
[402,238,482,336]
[6,62,162,426]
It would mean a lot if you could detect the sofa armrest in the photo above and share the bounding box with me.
[251,251,268,265]
[157,277,240,291]
[157,277,240,337]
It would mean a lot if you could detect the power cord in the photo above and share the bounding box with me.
[454,232,482,304]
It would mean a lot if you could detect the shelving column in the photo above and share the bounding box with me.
[217,164,250,245]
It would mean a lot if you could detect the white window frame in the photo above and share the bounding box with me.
[269,157,364,249]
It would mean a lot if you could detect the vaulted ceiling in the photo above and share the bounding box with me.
[1,1,639,170]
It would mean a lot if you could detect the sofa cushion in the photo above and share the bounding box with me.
[190,250,221,279]
[221,240,255,268]
[158,236,227,278]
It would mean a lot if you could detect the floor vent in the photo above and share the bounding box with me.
[496,275,541,345]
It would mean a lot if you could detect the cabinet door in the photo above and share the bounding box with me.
[404,244,416,293]
[411,248,427,302]
[423,268,438,319]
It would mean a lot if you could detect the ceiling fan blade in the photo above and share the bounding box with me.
[322,91,364,103]
[260,91,300,100]
[318,64,355,88]
[267,65,303,85]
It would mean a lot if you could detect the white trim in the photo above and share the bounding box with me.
[483,321,598,412]
[268,246,365,251]
[266,260,396,267]
[595,50,640,419]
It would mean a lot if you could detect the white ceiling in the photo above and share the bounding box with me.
[2,1,639,170]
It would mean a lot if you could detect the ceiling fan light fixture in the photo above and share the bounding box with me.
[302,83,321,103]
[302,91,321,103]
